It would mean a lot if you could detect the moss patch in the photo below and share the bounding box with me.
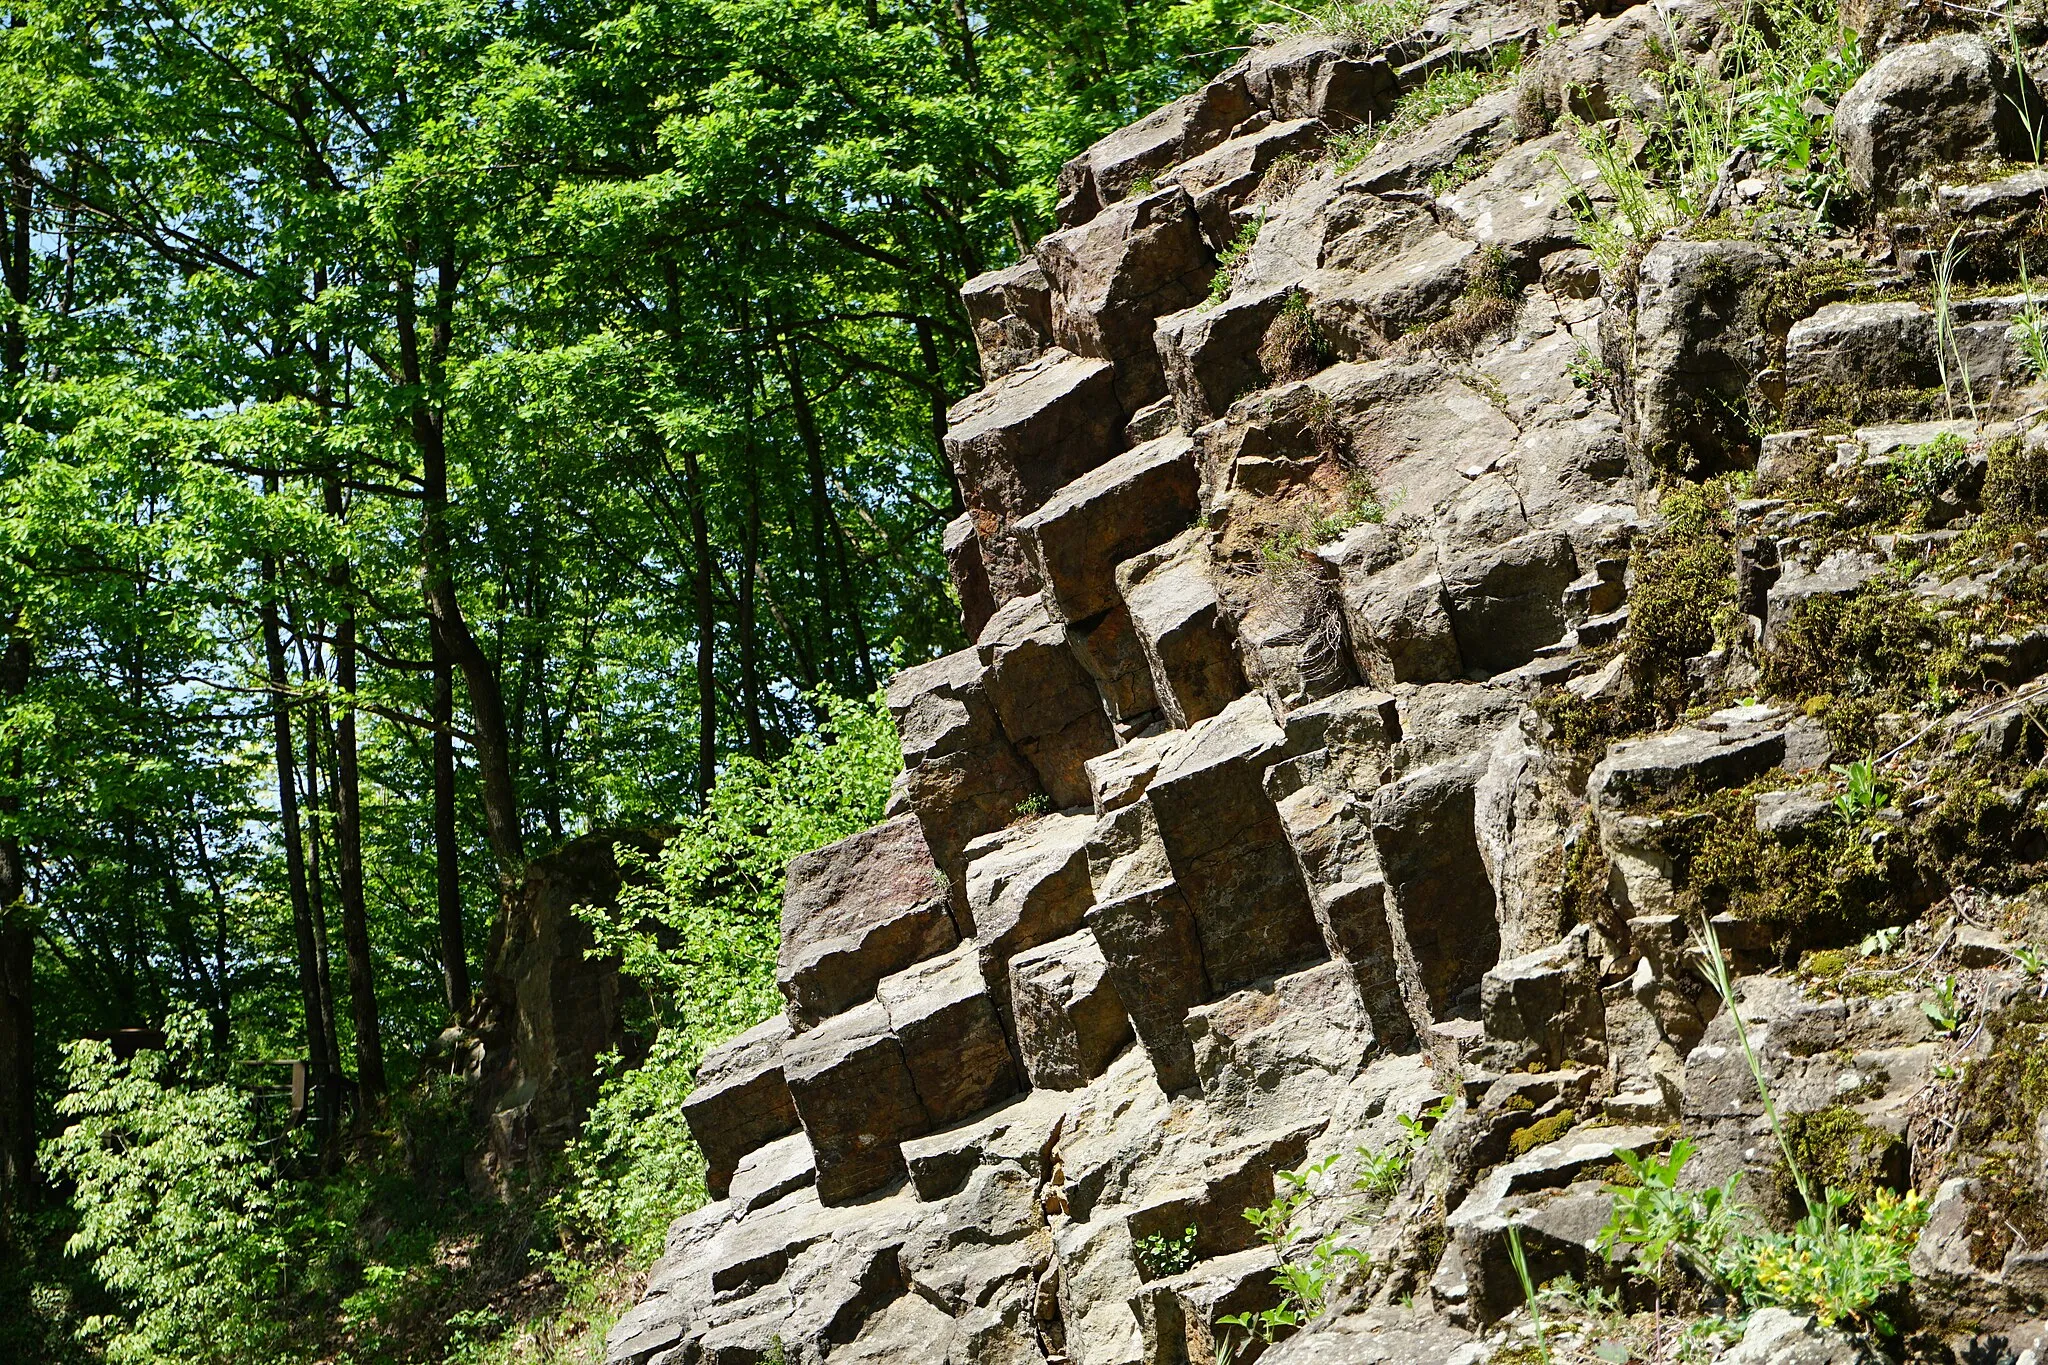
[1770,1107,1906,1214]
[1626,482,1740,725]
[1507,1108,1578,1158]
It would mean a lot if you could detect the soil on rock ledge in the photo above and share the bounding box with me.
[606,1,2048,1361]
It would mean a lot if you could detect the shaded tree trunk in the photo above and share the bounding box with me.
[322,495,385,1093]
[433,645,469,1016]
[0,638,30,1226]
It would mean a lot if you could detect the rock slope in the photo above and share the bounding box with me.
[608,3,2048,1361]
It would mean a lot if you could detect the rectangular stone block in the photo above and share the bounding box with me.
[962,811,1097,1027]
[777,814,961,1029]
[1144,697,1324,992]
[1014,435,1199,624]
[877,944,1022,1126]
[1009,930,1133,1090]
[1085,880,1210,1093]
[680,1014,801,1199]
[1117,531,1248,728]
[784,1002,931,1205]
[977,594,1116,810]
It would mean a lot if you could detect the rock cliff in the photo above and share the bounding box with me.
[607,3,2048,1361]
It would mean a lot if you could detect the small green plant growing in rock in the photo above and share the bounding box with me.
[1887,433,1970,500]
[1219,1154,1368,1348]
[1923,975,1962,1035]
[1208,215,1264,303]
[1829,759,1890,830]
[1012,792,1049,819]
[2014,254,2048,380]
[1505,1225,1552,1365]
[1134,1225,1200,1279]
[1934,228,1979,422]
[1354,1094,1451,1199]
[1279,0,1426,46]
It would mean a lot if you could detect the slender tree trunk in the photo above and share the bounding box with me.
[661,262,719,799]
[0,637,30,1226]
[302,696,342,1092]
[260,555,334,1129]
[432,644,469,1016]
[401,250,523,877]
[323,529,384,1095]
[739,463,766,759]
[782,341,873,689]
[915,318,967,517]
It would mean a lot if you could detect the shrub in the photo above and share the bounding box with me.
[1259,293,1329,383]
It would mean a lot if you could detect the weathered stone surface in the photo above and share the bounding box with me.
[1784,301,1940,392]
[777,813,960,1028]
[963,811,1097,1025]
[1069,601,1164,729]
[1185,960,1371,1125]
[1085,880,1211,1093]
[1370,751,1499,1017]
[1146,696,1325,990]
[962,257,1055,382]
[1175,118,1326,248]
[1118,530,1249,727]
[1474,718,1579,961]
[978,593,1117,809]
[901,1086,1067,1203]
[878,943,1023,1126]
[1256,1306,1480,1364]
[1263,688,1414,1048]
[681,1015,800,1199]
[1016,435,1199,624]
[1010,930,1133,1090]
[784,1002,931,1204]
[1242,32,1398,126]
[728,1132,816,1214]
[1039,187,1216,416]
[1475,928,1606,1074]
[1835,34,2032,200]
[1334,540,1464,685]
[1158,1246,1283,1365]
[1721,1308,1877,1364]
[1056,74,1254,227]
[1627,238,1782,473]
[945,350,1124,604]
[945,511,999,643]
[1589,715,1788,811]
[1440,529,1578,677]
[1157,288,1296,430]
[1127,1125,1319,1261]
[888,648,1044,902]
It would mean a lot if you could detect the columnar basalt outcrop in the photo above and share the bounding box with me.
[608,3,2048,1361]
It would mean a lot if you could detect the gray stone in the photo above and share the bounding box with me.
[1784,301,1940,392]
[978,593,1117,810]
[963,810,1097,1026]
[1146,696,1325,990]
[1039,187,1216,416]
[1440,529,1578,677]
[944,349,1124,604]
[1628,238,1783,472]
[777,813,961,1028]
[1835,34,2033,201]
[1085,880,1212,1093]
[1015,435,1199,624]
[681,1015,800,1199]
[1185,960,1372,1125]
[783,1002,931,1204]
[1370,752,1500,1016]
[877,944,1022,1126]
[962,257,1054,382]
[1172,117,1327,247]
[1056,74,1255,227]
[1475,928,1606,1074]
[1157,288,1296,430]
[1337,545,1464,685]
[1118,530,1249,727]
[728,1132,816,1214]
[1720,1308,1876,1365]
[945,511,999,642]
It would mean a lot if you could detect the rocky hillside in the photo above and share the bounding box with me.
[605,2,2048,1361]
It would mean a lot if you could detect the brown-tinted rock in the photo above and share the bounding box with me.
[888,649,1044,903]
[1039,187,1217,416]
[944,512,998,642]
[1475,928,1607,1074]
[777,814,960,1028]
[1185,961,1371,1128]
[1627,239,1782,473]
[963,811,1097,1025]
[1146,696,1323,991]
[1015,435,1200,624]
[1173,118,1328,246]
[1085,880,1212,1093]
[962,258,1054,382]
[1055,75,1255,227]
[1118,530,1249,728]
[877,944,1022,1126]
[1068,602,1164,728]
[681,1014,801,1199]
[1009,930,1133,1090]
[977,594,1117,810]
[1157,288,1297,434]
[944,350,1124,606]
[1242,33,1399,126]
[783,1001,931,1204]
[1333,539,1463,686]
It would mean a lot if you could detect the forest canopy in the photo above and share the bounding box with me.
[0,0,1272,1358]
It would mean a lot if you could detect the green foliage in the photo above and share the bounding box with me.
[1220,1153,1368,1348]
[1829,759,1890,828]
[41,1010,320,1365]
[563,689,899,1255]
[1624,482,1737,724]
[1135,1225,1201,1279]
[1984,434,2048,525]
[1923,975,1962,1035]
[1353,1094,1449,1200]
[1331,53,1519,173]
[1504,1225,1552,1365]
[1507,1108,1577,1158]
[1210,214,1266,303]
[1285,0,1427,46]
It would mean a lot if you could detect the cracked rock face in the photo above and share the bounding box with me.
[606,4,2048,1361]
